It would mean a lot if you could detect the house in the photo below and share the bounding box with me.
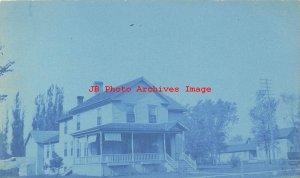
[219,127,300,164]
[257,127,300,160]
[25,77,196,176]
[219,139,259,164]
[24,131,59,175]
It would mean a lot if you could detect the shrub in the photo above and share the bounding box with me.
[0,167,19,176]
[230,155,241,168]
[49,151,63,174]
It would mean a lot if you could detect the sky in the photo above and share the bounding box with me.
[0,1,299,140]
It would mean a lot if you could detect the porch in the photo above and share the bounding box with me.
[74,153,165,164]
[71,123,196,176]
[73,131,182,165]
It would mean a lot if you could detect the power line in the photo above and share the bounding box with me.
[259,78,276,163]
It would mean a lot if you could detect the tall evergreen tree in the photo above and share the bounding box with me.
[11,92,25,157]
[32,94,46,130]
[0,110,10,159]
[32,85,64,131]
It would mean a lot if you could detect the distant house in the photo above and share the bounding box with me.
[219,142,258,164]
[219,127,300,164]
[257,127,300,160]
[25,131,59,175]
[25,77,196,176]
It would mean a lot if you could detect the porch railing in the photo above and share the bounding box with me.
[134,153,164,161]
[102,154,132,163]
[165,154,178,169]
[74,153,164,164]
[180,153,197,170]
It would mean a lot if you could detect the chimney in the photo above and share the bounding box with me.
[77,96,84,105]
[93,81,103,92]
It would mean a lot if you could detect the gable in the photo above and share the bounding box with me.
[64,77,186,117]
[276,127,299,139]
[114,80,168,104]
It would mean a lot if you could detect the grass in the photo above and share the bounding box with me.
[1,160,300,178]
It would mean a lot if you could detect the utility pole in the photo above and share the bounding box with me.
[260,79,276,163]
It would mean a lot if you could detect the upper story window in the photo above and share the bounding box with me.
[51,144,55,157]
[70,141,73,156]
[64,121,68,134]
[64,142,68,157]
[76,139,80,157]
[97,108,102,126]
[148,105,157,123]
[76,115,80,130]
[46,145,50,158]
[126,104,135,123]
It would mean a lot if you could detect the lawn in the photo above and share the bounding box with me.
[1,161,300,178]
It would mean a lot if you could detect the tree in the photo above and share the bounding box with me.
[49,151,63,175]
[280,93,300,127]
[0,45,15,102]
[0,45,14,158]
[185,99,238,165]
[250,90,278,164]
[0,110,10,159]
[32,85,64,131]
[32,94,46,130]
[11,92,25,157]
[229,135,244,144]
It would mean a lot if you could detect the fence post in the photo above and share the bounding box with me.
[240,160,244,178]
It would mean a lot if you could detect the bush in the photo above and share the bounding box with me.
[49,151,63,174]
[230,155,241,168]
[0,167,19,176]
[287,152,300,160]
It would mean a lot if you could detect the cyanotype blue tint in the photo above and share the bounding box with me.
[0,1,299,177]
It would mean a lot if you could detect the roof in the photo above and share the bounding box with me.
[220,143,257,153]
[58,113,73,122]
[58,77,186,122]
[25,131,59,145]
[276,127,297,139]
[71,122,188,136]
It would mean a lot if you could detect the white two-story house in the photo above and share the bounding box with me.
[26,77,196,176]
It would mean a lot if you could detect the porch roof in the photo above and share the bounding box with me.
[71,122,188,136]
[25,131,59,146]
[220,143,257,153]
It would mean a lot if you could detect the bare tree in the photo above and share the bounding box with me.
[0,45,15,102]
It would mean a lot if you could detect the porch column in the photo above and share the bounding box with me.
[131,132,134,161]
[100,132,103,154]
[86,135,88,157]
[86,135,88,163]
[182,131,185,153]
[72,137,75,163]
[163,133,166,159]
[99,132,103,176]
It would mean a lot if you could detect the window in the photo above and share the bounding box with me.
[126,104,135,123]
[76,140,80,157]
[64,142,68,157]
[97,108,102,125]
[76,115,80,130]
[46,145,49,158]
[84,142,87,156]
[51,144,55,157]
[64,121,68,134]
[148,105,157,123]
[70,141,73,156]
